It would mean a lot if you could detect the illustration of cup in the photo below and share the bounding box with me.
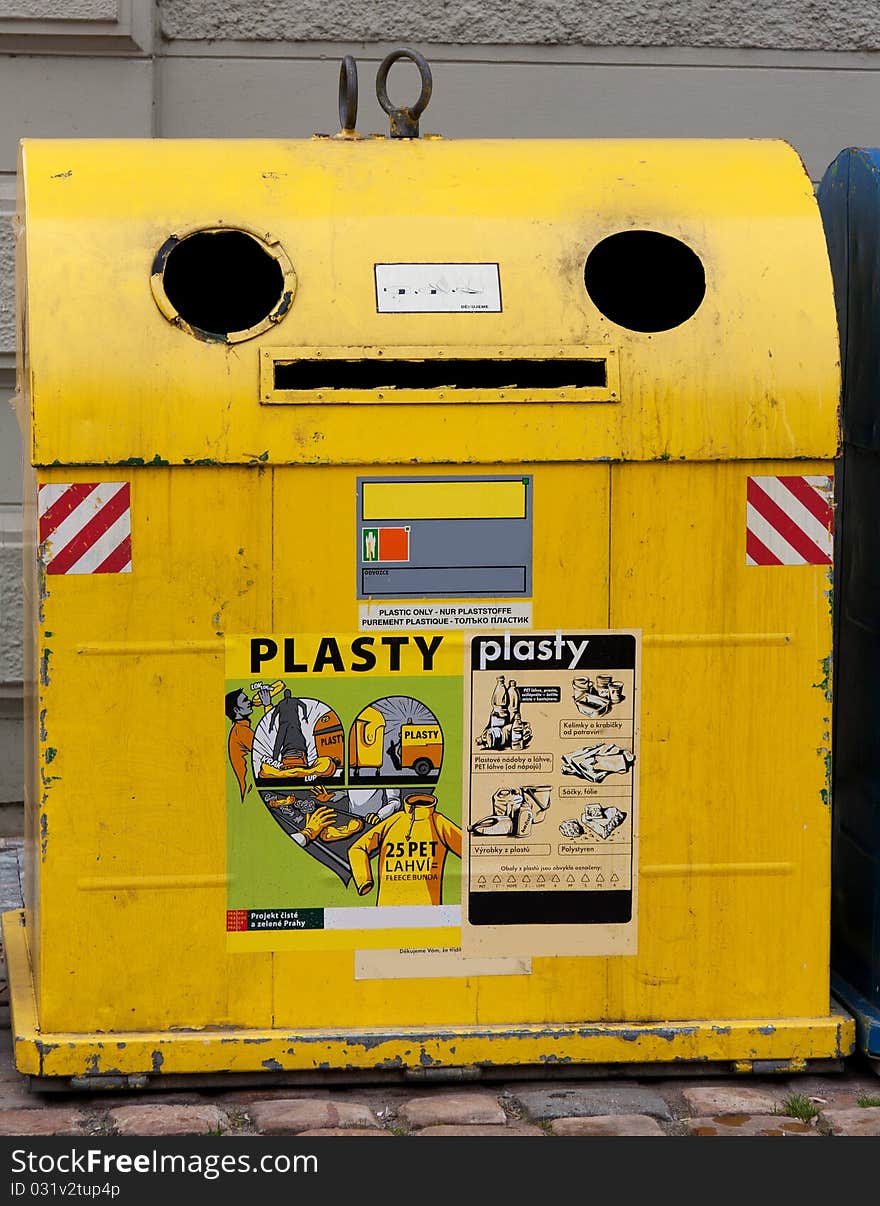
[571,676,612,717]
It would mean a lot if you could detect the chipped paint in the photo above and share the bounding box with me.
[175,318,227,344]
[0,964,857,1082]
[813,655,833,704]
[113,455,169,467]
[45,747,57,763]
[819,746,832,807]
[151,1050,163,1072]
[39,648,51,687]
[150,234,178,277]
[39,813,48,861]
[340,1034,392,1053]
[36,558,47,623]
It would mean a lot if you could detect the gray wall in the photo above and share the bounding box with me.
[2,0,879,802]
[160,2,880,50]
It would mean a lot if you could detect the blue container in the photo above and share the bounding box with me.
[819,149,880,1066]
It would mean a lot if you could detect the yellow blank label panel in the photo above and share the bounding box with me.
[362,479,527,521]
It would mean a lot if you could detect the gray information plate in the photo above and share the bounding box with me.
[356,474,533,599]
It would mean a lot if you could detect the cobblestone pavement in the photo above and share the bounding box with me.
[2,837,878,1139]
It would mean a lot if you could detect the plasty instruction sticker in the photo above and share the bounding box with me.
[224,632,463,953]
[462,630,640,958]
[225,628,639,963]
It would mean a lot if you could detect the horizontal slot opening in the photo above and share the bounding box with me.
[273,358,607,392]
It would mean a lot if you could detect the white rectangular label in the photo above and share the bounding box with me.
[375,263,502,313]
[355,948,532,981]
[359,602,533,630]
[324,905,459,930]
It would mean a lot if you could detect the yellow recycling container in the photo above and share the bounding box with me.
[2,128,853,1085]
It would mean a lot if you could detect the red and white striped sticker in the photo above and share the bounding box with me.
[746,475,833,566]
[38,482,132,575]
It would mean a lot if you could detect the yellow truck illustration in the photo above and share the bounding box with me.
[397,722,443,778]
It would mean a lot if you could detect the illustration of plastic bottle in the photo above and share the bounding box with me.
[491,675,510,721]
[515,802,533,838]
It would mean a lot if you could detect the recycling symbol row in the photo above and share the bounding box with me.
[475,871,621,888]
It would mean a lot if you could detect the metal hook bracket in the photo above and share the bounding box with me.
[375,48,433,139]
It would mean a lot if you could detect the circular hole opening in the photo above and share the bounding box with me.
[584,230,706,333]
[159,229,286,337]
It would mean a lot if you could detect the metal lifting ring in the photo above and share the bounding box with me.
[375,48,433,138]
[338,55,358,134]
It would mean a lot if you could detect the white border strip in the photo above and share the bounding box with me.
[325,905,461,930]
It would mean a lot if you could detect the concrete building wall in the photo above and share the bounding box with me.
[159,1,880,51]
[0,3,155,811]
[1,0,878,806]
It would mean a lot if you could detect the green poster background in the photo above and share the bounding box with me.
[226,674,463,912]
